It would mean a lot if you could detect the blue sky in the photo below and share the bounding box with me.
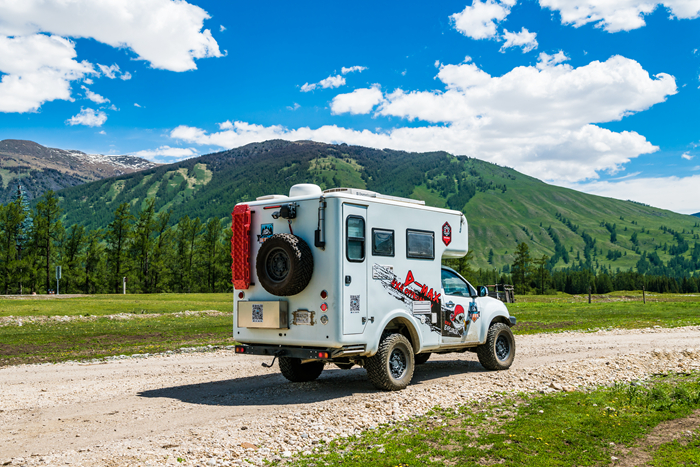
[1,0,699,213]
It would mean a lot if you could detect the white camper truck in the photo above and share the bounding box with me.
[232,184,516,391]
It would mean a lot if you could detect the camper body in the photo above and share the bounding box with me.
[232,184,516,390]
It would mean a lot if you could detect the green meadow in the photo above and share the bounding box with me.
[1,291,699,366]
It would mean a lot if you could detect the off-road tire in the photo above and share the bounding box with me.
[256,233,314,296]
[414,353,431,365]
[366,334,415,391]
[476,322,515,370]
[278,357,324,382]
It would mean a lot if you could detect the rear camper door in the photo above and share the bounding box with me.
[343,204,368,335]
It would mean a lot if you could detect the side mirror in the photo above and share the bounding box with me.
[478,286,488,297]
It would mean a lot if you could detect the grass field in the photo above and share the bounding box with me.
[0,294,233,366]
[510,291,700,334]
[286,372,700,467]
[0,293,232,316]
[1,292,699,366]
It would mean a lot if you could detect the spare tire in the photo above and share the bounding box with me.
[256,233,314,296]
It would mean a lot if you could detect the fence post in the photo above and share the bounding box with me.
[588,286,591,304]
[643,285,646,304]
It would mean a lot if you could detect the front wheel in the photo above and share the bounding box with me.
[366,334,415,391]
[279,357,324,382]
[476,322,515,370]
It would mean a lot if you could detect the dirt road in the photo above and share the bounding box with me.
[2,326,700,466]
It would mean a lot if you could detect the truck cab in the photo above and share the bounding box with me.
[232,184,516,390]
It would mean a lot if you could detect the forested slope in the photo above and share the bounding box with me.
[55,140,700,275]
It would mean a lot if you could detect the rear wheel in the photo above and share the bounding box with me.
[279,357,324,382]
[366,334,415,391]
[414,353,431,365]
[476,322,515,370]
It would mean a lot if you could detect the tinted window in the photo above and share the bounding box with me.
[346,216,365,262]
[372,229,394,256]
[406,230,434,259]
[441,269,475,297]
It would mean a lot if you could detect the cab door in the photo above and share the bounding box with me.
[343,204,368,335]
[440,268,480,345]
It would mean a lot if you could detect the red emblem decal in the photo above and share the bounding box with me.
[442,222,452,246]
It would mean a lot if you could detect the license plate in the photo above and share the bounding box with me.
[292,309,314,325]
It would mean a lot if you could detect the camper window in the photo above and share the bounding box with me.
[372,229,394,257]
[346,216,365,262]
[406,229,434,259]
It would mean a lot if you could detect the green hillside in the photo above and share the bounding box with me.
[56,140,700,276]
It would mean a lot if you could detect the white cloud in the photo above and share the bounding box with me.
[83,78,93,85]
[500,27,538,52]
[81,85,109,104]
[220,25,226,32]
[450,0,514,40]
[120,72,131,81]
[134,103,142,108]
[98,130,106,135]
[682,152,695,160]
[0,0,222,72]
[66,107,107,127]
[341,66,367,74]
[97,64,119,79]
[568,175,700,214]
[301,75,346,92]
[539,0,700,32]
[170,55,676,184]
[331,86,384,115]
[132,145,198,162]
[286,103,301,111]
[536,51,570,69]
[0,34,95,113]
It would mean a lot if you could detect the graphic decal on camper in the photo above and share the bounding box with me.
[442,222,452,246]
[372,264,442,335]
[258,223,273,243]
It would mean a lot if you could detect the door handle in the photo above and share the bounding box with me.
[345,275,352,285]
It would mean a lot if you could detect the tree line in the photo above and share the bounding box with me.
[445,241,700,296]
[0,187,233,295]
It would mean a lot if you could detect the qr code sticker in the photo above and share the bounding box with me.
[252,304,263,323]
[350,295,360,313]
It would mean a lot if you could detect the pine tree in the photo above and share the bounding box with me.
[34,190,63,293]
[511,242,532,294]
[106,203,134,293]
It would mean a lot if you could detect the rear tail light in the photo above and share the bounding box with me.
[320,303,328,312]
[320,290,328,299]
[318,352,329,359]
[238,291,245,299]
[235,346,246,353]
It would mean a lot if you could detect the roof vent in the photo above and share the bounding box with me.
[289,184,323,198]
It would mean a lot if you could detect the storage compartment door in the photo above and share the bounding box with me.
[343,204,368,335]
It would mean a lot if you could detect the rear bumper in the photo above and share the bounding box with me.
[235,344,367,360]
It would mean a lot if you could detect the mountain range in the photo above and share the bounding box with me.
[52,140,700,274]
[0,139,158,204]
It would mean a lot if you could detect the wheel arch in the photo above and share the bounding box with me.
[367,311,423,356]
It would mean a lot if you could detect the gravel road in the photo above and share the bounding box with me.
[2,326,700,467]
